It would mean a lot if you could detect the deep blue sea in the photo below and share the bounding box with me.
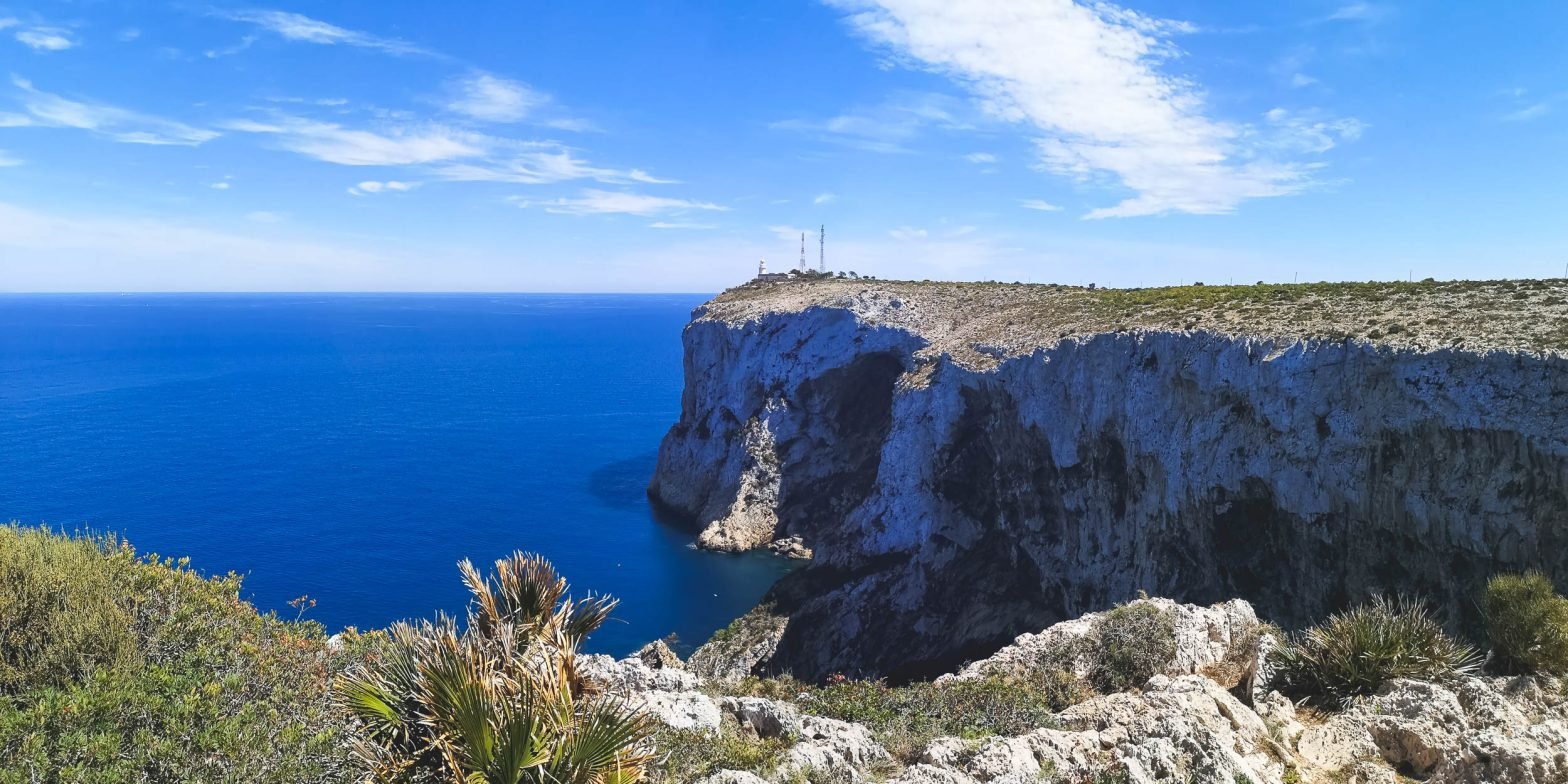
[0,294,792,655]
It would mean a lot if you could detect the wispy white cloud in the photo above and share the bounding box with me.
[16,27,75,51]
[827,0,1361,218]
[0,150,21,166]
[1321,3,1391,24]
[1020,199,1062,212]
[434,149,674,185]
[205,36,258,59]
[1497,87,1557,124]
[445,72,542,123]
[1502,103,1550,123]
[0,19,17,31]
[223,111,671,186]
[216,9,428,56]
[516,189,727,217]
[888,225,928,241]
[223,116,483,165]
[813,192,837,205]
[649,221,718,230]
[7,76,219,145]
[116,28,141,42]
[210,181,231,190]
[348,180,417,196]
[1256,108,1363,154]
[964,152,997,164]
[773,91,975,153]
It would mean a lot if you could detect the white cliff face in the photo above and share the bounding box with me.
[649,286,1568,680]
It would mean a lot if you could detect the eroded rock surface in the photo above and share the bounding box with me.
[609,598,1568,784]
[649,279,1568,680]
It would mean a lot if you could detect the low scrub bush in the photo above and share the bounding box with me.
[1270,595,1480,708]
[649,718,791,783]
[719,668,1085,763]
[337,552,655,784]
[1484,571,1568,675]
[0,526,137,691]
[0,524,358,783]
[1083,601,1177,693]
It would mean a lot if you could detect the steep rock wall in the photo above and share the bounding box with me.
[649,299,1568,681]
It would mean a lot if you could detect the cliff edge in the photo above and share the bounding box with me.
[649,278,1568,680]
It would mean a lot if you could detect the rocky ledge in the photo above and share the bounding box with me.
[591,598,1567,784]
[648,278,1568,680]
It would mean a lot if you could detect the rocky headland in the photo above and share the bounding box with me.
[647,278,1568,680]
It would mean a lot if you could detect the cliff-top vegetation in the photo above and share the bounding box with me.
[709,277,1568,361]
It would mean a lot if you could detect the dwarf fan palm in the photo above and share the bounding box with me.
[337,552,654,784]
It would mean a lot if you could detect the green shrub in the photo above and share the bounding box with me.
[338,552,655,784]
[0,524,356,783]
[1484,571,1568,675]
[717,668,1085,763]
[1084,602,1177,693]
[650,717,790,783]
[0,526,137,691]
[1269,595,1481,708]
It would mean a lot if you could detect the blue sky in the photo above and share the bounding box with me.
[0,1,1565,292]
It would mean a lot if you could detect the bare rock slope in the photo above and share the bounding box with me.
[604,597,1568,784]
[648,278,1568,680]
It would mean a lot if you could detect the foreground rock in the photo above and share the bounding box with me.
[649,278,1568,680]
[604,598,1568,784]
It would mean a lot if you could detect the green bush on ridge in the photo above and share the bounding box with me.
[0,527,137,692]
[1083,601,1178,693]
[1269,595,1481,708]
[0,523,362,784]
[1484,571,1568,676]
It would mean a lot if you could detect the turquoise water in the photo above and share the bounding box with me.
[0,294,792,655]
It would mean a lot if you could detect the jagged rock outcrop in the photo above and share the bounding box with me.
[607,597,1568,784]
[649,279,1568,680]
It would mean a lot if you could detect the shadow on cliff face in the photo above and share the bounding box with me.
[773,352,905,543]
[754,382,1568,684]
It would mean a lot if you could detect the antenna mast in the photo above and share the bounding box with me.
[819,225,825,273]
[799,233,806,270]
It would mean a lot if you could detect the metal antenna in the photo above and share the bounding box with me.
[819,225,825,272]
[799,233,806,270]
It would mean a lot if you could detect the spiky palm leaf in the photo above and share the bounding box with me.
[337,551,653,784]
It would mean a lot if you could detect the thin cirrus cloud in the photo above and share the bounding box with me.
[221,114,669,186]
[515,189,728,217]
[434,150,675,186]
[772,91,975,154]
[5,76,219,145]
[1020,199,1062,212]
[222,116,486,166]
[445,73,543,123]
[825,0,1362,219]
[215,9,428,56]
[348,180,417,196]
[15,27,76,51]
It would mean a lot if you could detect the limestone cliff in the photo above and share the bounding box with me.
[648,278,1568,681]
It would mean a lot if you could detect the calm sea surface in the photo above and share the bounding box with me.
[0,294,792,655]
